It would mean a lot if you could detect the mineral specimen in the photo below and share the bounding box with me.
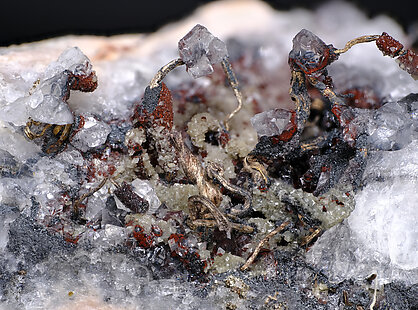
[307,118,418,285]
[114,181,150,214]
[0,1,417,309]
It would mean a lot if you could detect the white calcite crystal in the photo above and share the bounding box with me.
[250,108,292,137]
[178,24,228,78]
[306,94,418,286]
[307,137,418,285]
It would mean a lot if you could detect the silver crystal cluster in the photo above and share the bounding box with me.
[178,24,228,78]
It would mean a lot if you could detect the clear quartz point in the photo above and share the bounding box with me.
[71,115,111,152]
[289,29,330,73]
[178,24,228,78]
[250,108,292,137]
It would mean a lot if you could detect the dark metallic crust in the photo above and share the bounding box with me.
[142,83,162,115]
[114,182,149,214]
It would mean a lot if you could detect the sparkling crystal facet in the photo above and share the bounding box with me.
[289,29,331,74]
[178,24,228,78]
[71,115,111,152]
[250,109,292,137]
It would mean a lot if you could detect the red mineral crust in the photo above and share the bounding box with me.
[133,82,174,130]
[376,32,404,57]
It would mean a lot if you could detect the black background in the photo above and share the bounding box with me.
[0,0,416,47]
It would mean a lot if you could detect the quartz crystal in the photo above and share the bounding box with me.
[0,205,18,250]
[178,24,228,78]
[350,95,417,151]
[0,47,94,126]
[250,108,292,137]
[288,28,332,73]
[45,46,93,79]
[71,114,111,152]
[367,101,414,150]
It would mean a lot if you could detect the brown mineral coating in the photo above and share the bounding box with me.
[154,82,174,130]
[376,32,404,57]
[114,182,149,213]
[397,50,418,78]
[61,71,98,101]
[271,110,297,143]
[134,82,174,130]
[342,87,381,109]
[69,71,98,93]
[376,32,418,79]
